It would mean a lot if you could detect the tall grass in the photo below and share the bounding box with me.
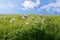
[0,15,60,40]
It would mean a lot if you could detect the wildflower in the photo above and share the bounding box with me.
[34,21,38,24]
[23,14,28,18]
[42,18,46,23]
[25,23,29,26]
[30,16,34,20]
[38,14,42,18]
[22,16,26,19]
[10,18,15,24]
[22,14,28,19]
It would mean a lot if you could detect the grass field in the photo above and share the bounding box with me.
[0,14,60,40]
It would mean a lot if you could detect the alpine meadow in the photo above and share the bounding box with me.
[0,0,60,40]
[0,14,60,40]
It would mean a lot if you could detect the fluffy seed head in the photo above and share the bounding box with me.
[23,14,28,18]
[31,16,34,20]
[10,18,15,24]
[25,23,29,26]
[34,21,38,24]
[22,16,26,19]
[38,14,42,18]
[42,18,46,23]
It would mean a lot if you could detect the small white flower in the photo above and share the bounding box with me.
[42,18,46,23]
[10,18,15,24]
[38,14,42,18]
[30,16,34,20]
[25,23,29,26]
[34,21,38,24]
[22,14,28,19]
[22,16,26,19]
[24,14,27,16]
[23,14,28,18]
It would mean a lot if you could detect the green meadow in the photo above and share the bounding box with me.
[0,15,60,40]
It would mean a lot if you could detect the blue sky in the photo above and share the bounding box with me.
[0,0,60,15]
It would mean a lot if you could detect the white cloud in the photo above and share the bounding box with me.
[22,0,40,10]
[41,0,60,13]
[0,3,14,9]
[8,4,14,8]
[52,8,60,13]
[56,0,60,2]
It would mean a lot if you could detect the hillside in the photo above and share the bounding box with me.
[0,15,60,40]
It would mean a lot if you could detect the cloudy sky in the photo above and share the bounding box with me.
[0,0,60,15]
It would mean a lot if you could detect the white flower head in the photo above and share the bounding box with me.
[38,14,42,18]
[31,16,34,20]
[22,14,28,19]
[22,16,26,19]
[23,14,28,18]
[25,22,29,26]
[42,18,46,23]
[10,18,15,24]
[34,21,38,24]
